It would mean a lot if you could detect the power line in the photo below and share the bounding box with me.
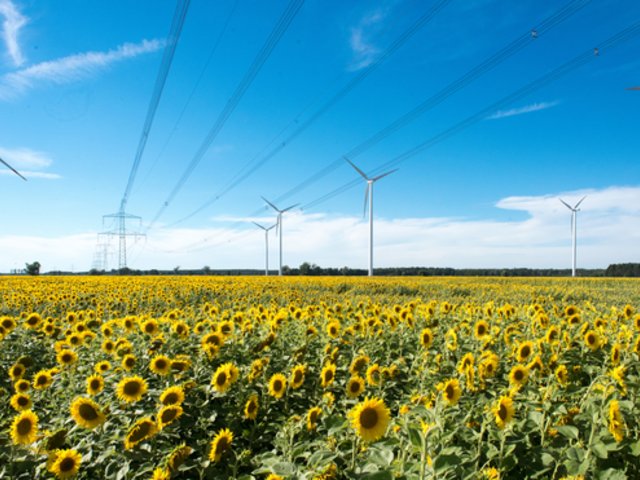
[271,0,592,205]
[166,0,454,226]
[147,0,306,229]
[301,19,640,211]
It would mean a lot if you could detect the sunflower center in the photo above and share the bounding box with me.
[59,457,76,472]
[350,381,361,393]
[161,409,177,423]
[155,359,167,370]
[36,376,47,385]
[247,401,257,413]
[273,380,283,391]
[124,381,141,395]
[216,372,228,386]
[477,326,486,335]
[359,407,379,429]
[498,403,508,421]
[79,403,99,420]
[445,384,455,399]
[90,380,101,390]
[129,422,153,443]
[520,346,531,358]
[215,438,229,454]
[309,410,319,423]
[17,418,33,435]
[293,371,303,383]
[17,396,29,406]
[514,370,524,382]
[164,393,179,404]
[125,358,135,368]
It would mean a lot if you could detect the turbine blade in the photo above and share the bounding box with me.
[574,196,587,209]
[344,157,369,180]
[627,86,640,90]
[252,221,266,230]
[261,196,280,212]
[0,157,27,181]
[363,184,369,218]
[371,168,398,182]
[559,198,572,210]
[266,223,277,232]
[281,203,299,213]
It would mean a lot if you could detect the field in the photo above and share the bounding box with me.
[1,276,639,479]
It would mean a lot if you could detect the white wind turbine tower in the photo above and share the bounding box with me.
[253,221,277,276]
[346,158,397,277]
[559,196,586,277]
[261,197,298,276]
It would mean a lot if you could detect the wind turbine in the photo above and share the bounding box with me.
[261,197,298,276]
[253,221,277,276]
[626,86,640,90]
[346,158,397,277]
[0,157,27,181]
[559,196,586,277]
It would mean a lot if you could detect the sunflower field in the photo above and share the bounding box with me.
[1,276,639,479]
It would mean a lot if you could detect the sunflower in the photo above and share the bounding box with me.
[149,354,172,376]
[516,341,534,363]
[611,365,626,394]
[267,475,284,480]
[33,369,54,390]
[70,397,106,429]
[211,364,232,393]
[321,362,337,388]
[209,428,233,462]
[124,417,158,449]
[101,339,116,354]
[555,365,568,387]
[86,374,104,396]
[151,468,170,480]
[201,332,224,350]
[244,394,259,420]
[509,365,529,388]
[10,409,39,445]
[172,320,190,337]
[116,376,148,403]
[160,385,185,406]
[493,396,515,429]
[95,360,111,373]
[49,449,82,479]
[473,320,489,340]
[326,320,340,338]
[24,313,42,329]
[13,378,30,394]
[349,354,369,375]
[545,326,560,344]
[141,319,159,336]
[346,376,365,398]
[584,330,601,351]
[479,353,499,379]
[458,353,474,374]
[268,373,287,399]
[609,400,625,443]
[10,392,32,411]
[366,364,381,386]
[610,343,621,366]
[157,405,183,430]
[171,355,191,374]
[290,364,306,390]
[419,328,434,348]
[307,406,322,431]
[9,362,26,380]
[349,397,390,442]
[445,329,458,351]
[121,354,136,371]
[441,379,462,406]
[167,444,193,472]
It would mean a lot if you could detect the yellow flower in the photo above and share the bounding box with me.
[516,341,534,363]
[244,394,259,420]
[33,369,54,390]
[608,400,625,443]
[555,365,569,387]
[349,397,390,442]
[584,330,601,351]
[349,354,370,375]
[10,409,39,445]
[326,320,340,338]
[441,378,462,405]
[493,396,515,429]
[307,406,322,431]
[151,468,170,480]
[509,365,529,388]
[346,376,365,398]
[124,417,158,449]
[157,405,183,430]
[95,360,111,373]
[116,376,148,403]
[166,444,193,473]
[321,362,337,388]
[209,428,233,462]
[49,449,82,479]
[86,374,104,396]
[419,327,434,348]
[121,354,136,371]
[366,364,381,386]
[458,353,474,374]
[10,392,32,411]
[473,320,489,340]
[290,364,306,389]
[14,378,30,393]
[268,373,287,399]
[160,385,185,406]
[479,353,499,379]
[70,397,106,429]
[149,354,172,376]
[211,364,233,393]
[56,349,78,367]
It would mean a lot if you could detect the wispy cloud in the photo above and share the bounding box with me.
[348,9,386,71]
[0,38,163,100]
[0,0,27,67]
[0,146,61,179]
[487,100,559,120]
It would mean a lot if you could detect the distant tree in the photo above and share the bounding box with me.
[299,262,311,275]
[203,266,211,274]
[282,265,292,276]
[25,261,41,275]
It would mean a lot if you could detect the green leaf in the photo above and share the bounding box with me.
[541,453,555,467]
[369,447,394,467]
[556,425,580,441]
[359,471,393,480]
[433,453,460,473]
[597,469,627,480]
[408,426,423,449]
[591,442,608,459]
[630,440,640,457]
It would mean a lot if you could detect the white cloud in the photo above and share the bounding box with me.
[487,100,559,120]
[0,0,27,67]
[0,146,60,179]
[1,186,638,272]
[348,9,385,71]
[0,38,163,100]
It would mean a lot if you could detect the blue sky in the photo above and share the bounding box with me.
[0,0,639,272]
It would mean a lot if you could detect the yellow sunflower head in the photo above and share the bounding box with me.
[349,397,390,442]
[211,364,232,393]
[48,448,82,479]
[124,417,158,450]
[149,354,172,376]
[349,354,370,375]
[160,385,185,406]
[209,428,233,462]
[10,409,39,445]
[420,328,434,348]
[584,330,601,351]
[121,354,136,371]
[244,394,259,420]
[473,321,489,340]
[268,373,287,399]
[320,362,337,388]
[10,392,32,411]
[346,376,365,399]
[70,397,106,430]
[516,341,534,363]
[86,374,104,396]
[33,369,54,390]
[290,364,306,390]
[493,396,515,429]
[441,378,462,406]
[157,405,183,430]
[509,365,529,388]
[307,406,322,431]
[116,376,148,403]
